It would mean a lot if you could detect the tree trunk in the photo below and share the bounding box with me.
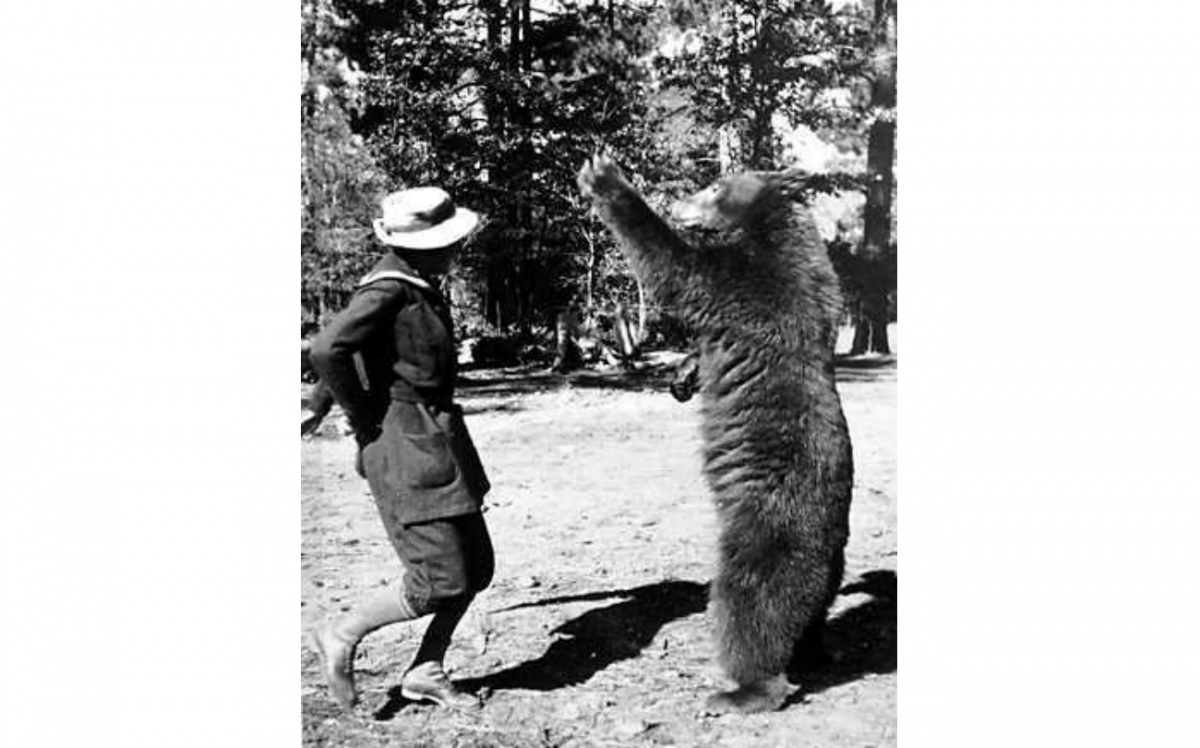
[850,296,891,355]
[584,229,596,312]
[850,0,897,356]
[718,125,741,173]
[749,104,775,171]
[482,0,504,134]
[634,276,648,343]
[614,303,638,359]
[520,0,532,71]
[747,11,774,171]
[553,308,582,373]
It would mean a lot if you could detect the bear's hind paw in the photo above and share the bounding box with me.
[702,674,791,715]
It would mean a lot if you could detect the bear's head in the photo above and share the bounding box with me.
[670,172,774,233]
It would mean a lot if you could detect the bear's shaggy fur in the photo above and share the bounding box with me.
[578,154,854,713]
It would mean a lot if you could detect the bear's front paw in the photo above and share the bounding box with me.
[576,152,630,202]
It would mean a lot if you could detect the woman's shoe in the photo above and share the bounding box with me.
[400,661,478,710]
[310,626,358,709]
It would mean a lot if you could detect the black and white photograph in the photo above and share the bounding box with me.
[300,1,896,745]
[11,1,1200,747]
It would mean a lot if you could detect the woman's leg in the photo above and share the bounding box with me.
[311,577,419,708]
[397,513,495,708]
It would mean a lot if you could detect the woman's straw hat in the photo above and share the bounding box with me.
[372,187,480,250]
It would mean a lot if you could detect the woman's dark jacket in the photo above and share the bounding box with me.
[309,252,489,524]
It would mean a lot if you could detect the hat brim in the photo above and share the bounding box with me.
[373,208,480,250]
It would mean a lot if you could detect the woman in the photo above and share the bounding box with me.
[308,187,493,710]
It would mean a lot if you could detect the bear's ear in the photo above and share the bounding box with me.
[717,173,769,217]
[671,181,725,228]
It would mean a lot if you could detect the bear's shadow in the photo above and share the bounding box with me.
[372,571,895,718]
[785,569,897,703]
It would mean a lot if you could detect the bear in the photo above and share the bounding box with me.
[576,153,854,714]
[669,350,701,403]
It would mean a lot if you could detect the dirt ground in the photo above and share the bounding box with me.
[301,351,896,748]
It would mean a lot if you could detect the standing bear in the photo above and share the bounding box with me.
[577,154,854,714]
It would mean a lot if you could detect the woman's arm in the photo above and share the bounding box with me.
[309,282,405,445]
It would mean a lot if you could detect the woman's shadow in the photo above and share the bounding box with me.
[374,580,706,719]
[373,570,895,718]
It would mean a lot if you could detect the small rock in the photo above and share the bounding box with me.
[613,718,647,738]
[644,723,675,745]
[558,701,583,721]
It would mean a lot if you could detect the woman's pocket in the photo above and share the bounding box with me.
[363,428,459,503]
[396,432,458,489]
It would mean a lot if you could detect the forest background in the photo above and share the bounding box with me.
[301,0,898,362]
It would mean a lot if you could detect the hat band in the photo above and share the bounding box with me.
[380,200,457,235]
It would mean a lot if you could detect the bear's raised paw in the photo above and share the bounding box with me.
[576,153,631,203]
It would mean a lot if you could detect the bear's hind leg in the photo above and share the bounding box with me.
[705,529,834,714]
[789,548,846,674]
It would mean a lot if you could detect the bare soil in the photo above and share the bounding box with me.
[301,352,896,748]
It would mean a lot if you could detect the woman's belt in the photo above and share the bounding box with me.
[389,382,454,410]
